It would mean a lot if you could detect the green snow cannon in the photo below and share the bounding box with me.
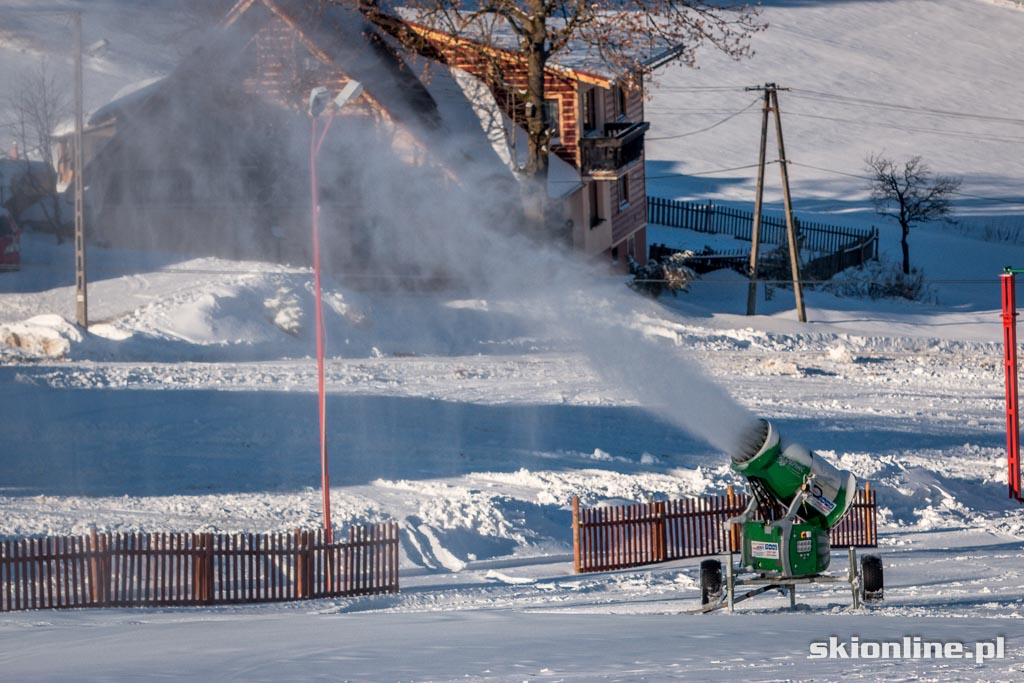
[732,419,857,529]
[729,419,858,576]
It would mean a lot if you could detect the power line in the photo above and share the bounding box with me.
[780,111,1024,145]
[787,161,1024,206]
[788,88,1024,127]
[653,85,751,92]
[646,161,774,180]
[646,97,761,141]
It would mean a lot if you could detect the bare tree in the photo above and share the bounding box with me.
[355,0,761,199]
[7,58,70,238]
[866,153,961,275]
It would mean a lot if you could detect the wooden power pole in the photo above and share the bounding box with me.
[73,11,88,330]
[744,83,806,323]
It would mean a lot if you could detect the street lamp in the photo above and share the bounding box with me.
[73,11,87,330]
[308,80,362,544]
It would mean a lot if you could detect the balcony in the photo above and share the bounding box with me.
[579,121,650,175]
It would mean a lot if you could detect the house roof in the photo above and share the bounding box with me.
[224,0,440,129]
[416,62,582,200]
[381,7,678,87]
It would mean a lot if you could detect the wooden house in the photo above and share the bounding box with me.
[74,0,656,274]
[78,0,453,268]
[366,8,653,267]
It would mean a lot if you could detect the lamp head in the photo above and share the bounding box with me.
[334,80,364,109]
[308,87,330,118]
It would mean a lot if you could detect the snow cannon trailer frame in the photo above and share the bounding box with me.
[691,420,884,613]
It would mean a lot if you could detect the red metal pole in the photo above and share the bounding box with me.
[311,115,333,540]
[1001,272,1023,502]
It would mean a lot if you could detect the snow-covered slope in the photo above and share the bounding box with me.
[2,1,1024,680]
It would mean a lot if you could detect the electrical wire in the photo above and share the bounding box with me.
[646,97,761,141]
[653,85,752,93]
[780,111,1024,145]
[788,88,1024,127]
[787,161,1024,206]
[646,161,774,180]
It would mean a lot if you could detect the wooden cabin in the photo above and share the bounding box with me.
[73,0,653,274]
[367,10,651,268]
[77,0,451,269]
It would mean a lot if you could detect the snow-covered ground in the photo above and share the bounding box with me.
[3,0,1024,680]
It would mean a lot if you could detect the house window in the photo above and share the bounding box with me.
[617,174,630,210]
[582,88,598,133]
[588,180,603,228]
[610,87,626,121]
[542,98,560,142]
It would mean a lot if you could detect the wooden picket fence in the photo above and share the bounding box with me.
[572,485,877,573]
[0,523,399,613]
[646,196,878,257]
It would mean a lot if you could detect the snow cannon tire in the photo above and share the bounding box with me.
[860,554,884,603]
[700,559,723,605]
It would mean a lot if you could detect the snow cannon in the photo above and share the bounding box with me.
[732,419,857,530]
[728,419,858,576]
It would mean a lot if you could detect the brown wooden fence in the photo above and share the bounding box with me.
[0,523,399,613]
[573,485,877,573]
[647,196,878,257]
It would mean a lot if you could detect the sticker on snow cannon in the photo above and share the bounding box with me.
[751,541,780,559]
[807,484,838,516]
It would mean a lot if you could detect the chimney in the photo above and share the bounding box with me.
[8,141,17,160]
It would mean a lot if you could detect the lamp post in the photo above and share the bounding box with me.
[73,11,87,330]
[308,80,363,544]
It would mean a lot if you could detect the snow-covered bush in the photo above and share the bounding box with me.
[264,287,303,335]
[629,252,698,298]
[824,259,937,303]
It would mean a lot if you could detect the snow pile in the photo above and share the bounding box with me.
[0,314,80,359]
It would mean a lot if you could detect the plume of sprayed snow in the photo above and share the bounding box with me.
[83,4,759,457]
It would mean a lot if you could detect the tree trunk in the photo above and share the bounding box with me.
[518,6,560,242]
[900,221,911,275]
[523,5,549,179]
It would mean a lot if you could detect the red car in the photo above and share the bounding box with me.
[0,208,19,271]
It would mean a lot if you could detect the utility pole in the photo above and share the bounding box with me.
[746,87,770,317]
[744,83,806,323]
[73,11,87,330]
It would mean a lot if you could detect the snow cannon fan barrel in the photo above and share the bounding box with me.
[731,419,857,530]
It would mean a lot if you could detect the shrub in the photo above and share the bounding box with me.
[629,251,698,298]
[823,259,937,303]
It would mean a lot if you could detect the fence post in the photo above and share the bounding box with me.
[294,528,305,598]
[572,496,581,574]
[726,486,740,553]
[863,482,874,546]
[655,501,667,562]
[704,200,713,233]
[88,528,101,605]
[196,533,214,604]
[190,533,200,604]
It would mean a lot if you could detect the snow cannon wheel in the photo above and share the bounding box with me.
[860,554,884,603]
[700,559,723,605]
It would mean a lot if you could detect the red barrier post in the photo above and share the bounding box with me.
[1001,270,1023,502]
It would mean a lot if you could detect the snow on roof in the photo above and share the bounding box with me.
[225,0,440,130]
[390,7,676,84]
[88,77,167,127]
[422,62,581,199]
